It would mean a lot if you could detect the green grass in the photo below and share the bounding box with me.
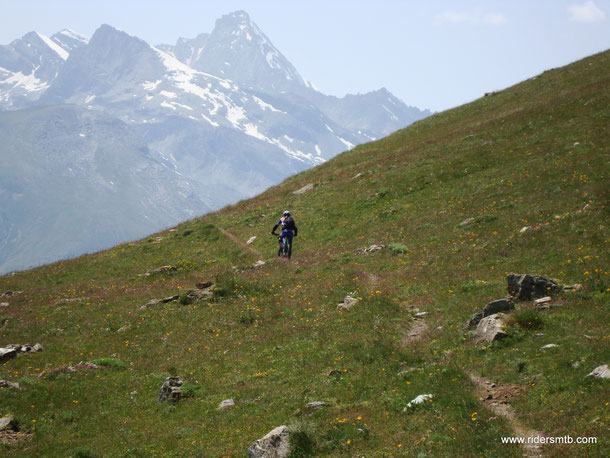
[0,50,608,456]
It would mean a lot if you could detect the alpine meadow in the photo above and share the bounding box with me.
[0,50,608,456]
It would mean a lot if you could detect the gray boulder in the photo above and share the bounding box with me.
[467,298,514,328]
[586,365,610,379]
[507,274,559,300]
[248,425,291,458]
[474,313,508,343]
[158,376,183,402]
[483,298,514,316]
[0,380,20,389]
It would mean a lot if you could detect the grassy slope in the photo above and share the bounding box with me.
[1,51,608,457]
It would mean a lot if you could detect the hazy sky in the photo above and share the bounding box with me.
[1,0,609,111]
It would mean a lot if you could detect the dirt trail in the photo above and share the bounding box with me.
[402,318,429,345]
[468,373,543,457]
[217,227,262,258]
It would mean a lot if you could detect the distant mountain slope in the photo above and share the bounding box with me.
[0,11,431,273]
[0,30,87,110]
[0,105,204,273]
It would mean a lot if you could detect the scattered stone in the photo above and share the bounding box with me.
[352,172,363,179]
[519,226,532,234]
[0,303,8,307]
[247,236,257,245]
[144,295,180,308]
[474,313,508,343]
[533,333,545,338]
[414,311,428,318]
[253,260,266,268]
[54,297,85,305]
[397,367,417,376]
[563,284,583,292]
[483,298,514,317]
[0,416,16,432]
[307,401,328,410]
[460,217,475,226]
[0,348,18,362]
[540,344,559,350]
[0,380,20,389]
[218,399,235,410]
[507,274,559,300]
[139,265,178,277]
[158,376,183,402]
[534,296,552,305]
[360,244,385,254]
[37,361,99,378]
[586,365,610,379]
[196,281,213,289]
[248,425,291,458]
[188,289,213,301]
[1,291,22,297]
[293,183,314,195]
[337,294,359,310]
[404,394,433,410]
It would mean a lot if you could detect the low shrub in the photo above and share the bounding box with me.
[513,309,543,330]
[90,358,127,369]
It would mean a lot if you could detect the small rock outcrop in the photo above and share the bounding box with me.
[0,380,20,389]
[474,313,508,343]
[483,298,514,317]
[507,274,559,300]
[467,298,514,328]
[248,425,291,458]
[586,365,610,379]
[337,295,359,310]
[158,376,183,402]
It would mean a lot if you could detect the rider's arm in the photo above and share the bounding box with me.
[293,224,298,237]
[271,223,280,234]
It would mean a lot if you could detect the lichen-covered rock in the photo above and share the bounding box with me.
[337,295,359,310]
[158,376,183,402]
[483,298,514,316]
[248,425,291,458]
[507,274,559,300]
[474,313,508,343]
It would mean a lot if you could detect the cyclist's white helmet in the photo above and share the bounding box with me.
[283,210,290,216]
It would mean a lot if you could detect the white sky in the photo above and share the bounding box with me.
[1,0,609,112]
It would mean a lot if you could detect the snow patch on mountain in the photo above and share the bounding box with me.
[37,32,69,60]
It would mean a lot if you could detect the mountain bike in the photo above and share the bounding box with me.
[271,232,292,259]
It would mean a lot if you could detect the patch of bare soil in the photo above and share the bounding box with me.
[0,430,32,444]
[468,373,543,457]
[403,318,429,345]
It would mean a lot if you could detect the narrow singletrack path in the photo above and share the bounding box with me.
[217,227,262,258]
[468,373,543,457]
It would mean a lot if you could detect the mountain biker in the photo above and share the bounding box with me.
[271,211,298,258]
